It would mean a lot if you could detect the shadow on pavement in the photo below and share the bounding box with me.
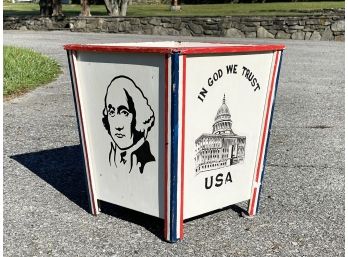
[185,204,249,223]
[11,145,90,212]
[10,145,165,240]
[11,145,248,241]
[99,200,164,241]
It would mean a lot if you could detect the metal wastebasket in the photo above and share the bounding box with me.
[64,41,285,242]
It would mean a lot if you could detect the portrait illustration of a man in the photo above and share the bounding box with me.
[102,75,155,174]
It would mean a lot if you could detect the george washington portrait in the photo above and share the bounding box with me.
[102,75,155,174]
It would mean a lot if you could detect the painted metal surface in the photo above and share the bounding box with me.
[65,42,284,243]
[248,50,283,216]
[69,51,165,218]
[68,50,98,215]
[64,43,285,55]
[182,51,279,219]
[169,52,180,242]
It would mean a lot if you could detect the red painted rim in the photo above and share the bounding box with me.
[64,44,285,55]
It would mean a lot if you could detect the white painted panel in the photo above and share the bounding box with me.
[75,52,165,218]
[183,53,274,219]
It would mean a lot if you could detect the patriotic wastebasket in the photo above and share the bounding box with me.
[64,41,285,242]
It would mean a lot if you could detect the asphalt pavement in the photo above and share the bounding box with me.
[3,30,345,257]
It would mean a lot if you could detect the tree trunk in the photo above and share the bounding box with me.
[52,0,63,16]
[40,0,53,16]
[110,6,119,16]
[104,0,119,16]
[80,0,91,16]
[171,0,181,11]
[104,0,129,16]
[120,0,129,16]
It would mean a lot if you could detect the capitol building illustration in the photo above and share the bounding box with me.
[195,95,246,173]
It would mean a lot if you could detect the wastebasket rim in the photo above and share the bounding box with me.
[64,43,285,55]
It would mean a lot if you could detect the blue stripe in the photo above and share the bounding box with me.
[67,51,93,214]
[170,52,180,242]
[256,51,284,213]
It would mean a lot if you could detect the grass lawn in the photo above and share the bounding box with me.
[4,46,61,97]
[3,2,344,17]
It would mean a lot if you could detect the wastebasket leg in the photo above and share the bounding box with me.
[247,185,261,217]
[164,164,184,243]
[97,200,102,213]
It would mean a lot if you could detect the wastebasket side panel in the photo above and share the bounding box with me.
[70,51,166,218]
[67,50,99,215]
[183,52,277,219]
[248,50,284,216]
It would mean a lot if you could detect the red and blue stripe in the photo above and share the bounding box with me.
[248,50,284,216]
[164,52,186,242]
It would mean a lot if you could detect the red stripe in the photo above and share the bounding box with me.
[255,51,280,183]
[64,45,174,54]
[180,45,285,54]
[249,187,258,216]
[164,54,169,239]
[70,51,97,215]
[64,44,285,55]
[180,55,187,240]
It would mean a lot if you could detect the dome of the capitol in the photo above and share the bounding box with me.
[212,95,234,135]
[215,102,231,122]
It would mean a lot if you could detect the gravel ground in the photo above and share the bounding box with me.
[3,30,344,257]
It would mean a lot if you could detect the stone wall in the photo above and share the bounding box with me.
[4,11,344,41]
